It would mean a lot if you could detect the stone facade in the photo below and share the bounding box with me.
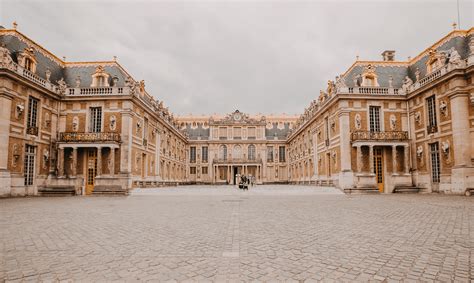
[0,25,473,196]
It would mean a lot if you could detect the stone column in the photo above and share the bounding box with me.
[338,111,351,172]
[71,147,77,177]
[450,93,471,167]
[0,89,13,196]
[96,147,102,176]
[120,107,133,175]
[369,145,374,174]
[392,145,397,174]
[110,147,115,176]
[58,147,65,177]
[404,145,410,174]
[0,89,12,172]
[356,146,362,173]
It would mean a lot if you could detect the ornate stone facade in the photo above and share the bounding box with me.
[0,25,473,196]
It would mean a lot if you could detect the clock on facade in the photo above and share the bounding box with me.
[234,112,242,121]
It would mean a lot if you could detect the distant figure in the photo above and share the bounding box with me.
[240,175,248,190]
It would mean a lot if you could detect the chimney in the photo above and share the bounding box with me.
[381,50,396,61]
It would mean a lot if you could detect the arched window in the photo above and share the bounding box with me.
[248,144,256,160]
[233,145,242,159]
[219,145,227,160]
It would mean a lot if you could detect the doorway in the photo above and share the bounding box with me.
[86,149,97,195]
[373,148,384,192]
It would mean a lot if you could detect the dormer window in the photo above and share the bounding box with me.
[17,47,37,73]
[91,65,110,87]
[361,64,379,87]
[426,48,446,74]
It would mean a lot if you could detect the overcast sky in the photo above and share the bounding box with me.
[1,0,473,116]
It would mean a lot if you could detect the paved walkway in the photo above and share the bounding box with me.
[0,186,473,282]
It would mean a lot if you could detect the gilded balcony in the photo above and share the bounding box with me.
[59,132,121,143]
[351,131,408,142]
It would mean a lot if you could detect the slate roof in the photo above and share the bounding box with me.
[265,122,292,140]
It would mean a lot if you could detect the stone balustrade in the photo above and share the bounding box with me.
[67,87,128,96]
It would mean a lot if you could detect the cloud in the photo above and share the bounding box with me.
[1,0,472,116]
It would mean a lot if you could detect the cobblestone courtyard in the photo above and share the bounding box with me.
[1,186,474,282]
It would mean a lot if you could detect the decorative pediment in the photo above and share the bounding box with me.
[210,110,265,125]
[91,65,110,87]
[361,64,379,87]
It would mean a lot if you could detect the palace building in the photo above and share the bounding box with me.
[0,24,473,196]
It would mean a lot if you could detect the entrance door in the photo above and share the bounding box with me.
[430,143,440,192]
[373,148,384,192]
[86,149,97,195]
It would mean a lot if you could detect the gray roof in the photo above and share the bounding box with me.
[184,124,210,140]
[265,122,292,140]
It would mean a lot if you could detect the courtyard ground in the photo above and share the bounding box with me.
[0,185,473,282]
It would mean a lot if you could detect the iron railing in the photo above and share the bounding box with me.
[59,132,121,143]
[351,131,408,142]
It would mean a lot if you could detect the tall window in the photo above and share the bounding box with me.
[279,146,286,162]
[233,145,242,159]
[202,166,208,174]
[27,96,39,135]
[89,107,102,133]
[248,144,256,160]
[190,167,196,174]
[430,143,440,183]
[233,127,241,140]
[369,106,381,132]
[267,146,274,162]
[426,95,437,133]
[25,58,33,71]
[219,145,227,160]
[202,146,208,163]
[143,117,149,140]
[248,127,256,139]
[219,127,227,140]
[190,146,196,163]
[24,145,36,186]
[325,117,330,145]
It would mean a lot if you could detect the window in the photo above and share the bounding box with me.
[233,145,242,159]
[233,127,241,140]
[25,58,33,71]
[89,107,102,133]
[219,145,227,160]
[248,144,256,160]
[248,127,256,139]
[325,117,330,145]
[369,106,381,132]
[430,143,440,183]
[143,117,149,140]
[190,167,196,174]
[219,127,227,140]
[27,96,39,135]
[202,167,208,174]
[426,95,437,134]
[202,146,208,163]
[190,146,196,163]
[279,146,286,162]
[24,145,36,186]
[267,146,274,162]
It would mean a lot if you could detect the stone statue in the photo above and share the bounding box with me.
[415,68,420,82]
[335,74,347,89]
[439,100,448,116]
[414,111,421,124]
[109,115,116,131]
[402,76,413,91]
[327,80,335,95]
[388,76,393,88]
[469,37,474,55]
[355,114,361,130]
[448,47,462,67]
[0,43,15,71]
[416,145,423,158]
[45,68,51,82]
[441,140,450,156]
[75,76,81,88]
[57,78,67,95]
[72,116,79,132]
[390,114,397,130]
[125,76,136,95]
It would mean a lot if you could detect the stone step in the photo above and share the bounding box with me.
[393,186,421,194]
[344,187,380,194]
[92,185,128,196]
[38,186,76,197]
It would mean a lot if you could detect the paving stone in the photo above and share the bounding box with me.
[0,185,472,281]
